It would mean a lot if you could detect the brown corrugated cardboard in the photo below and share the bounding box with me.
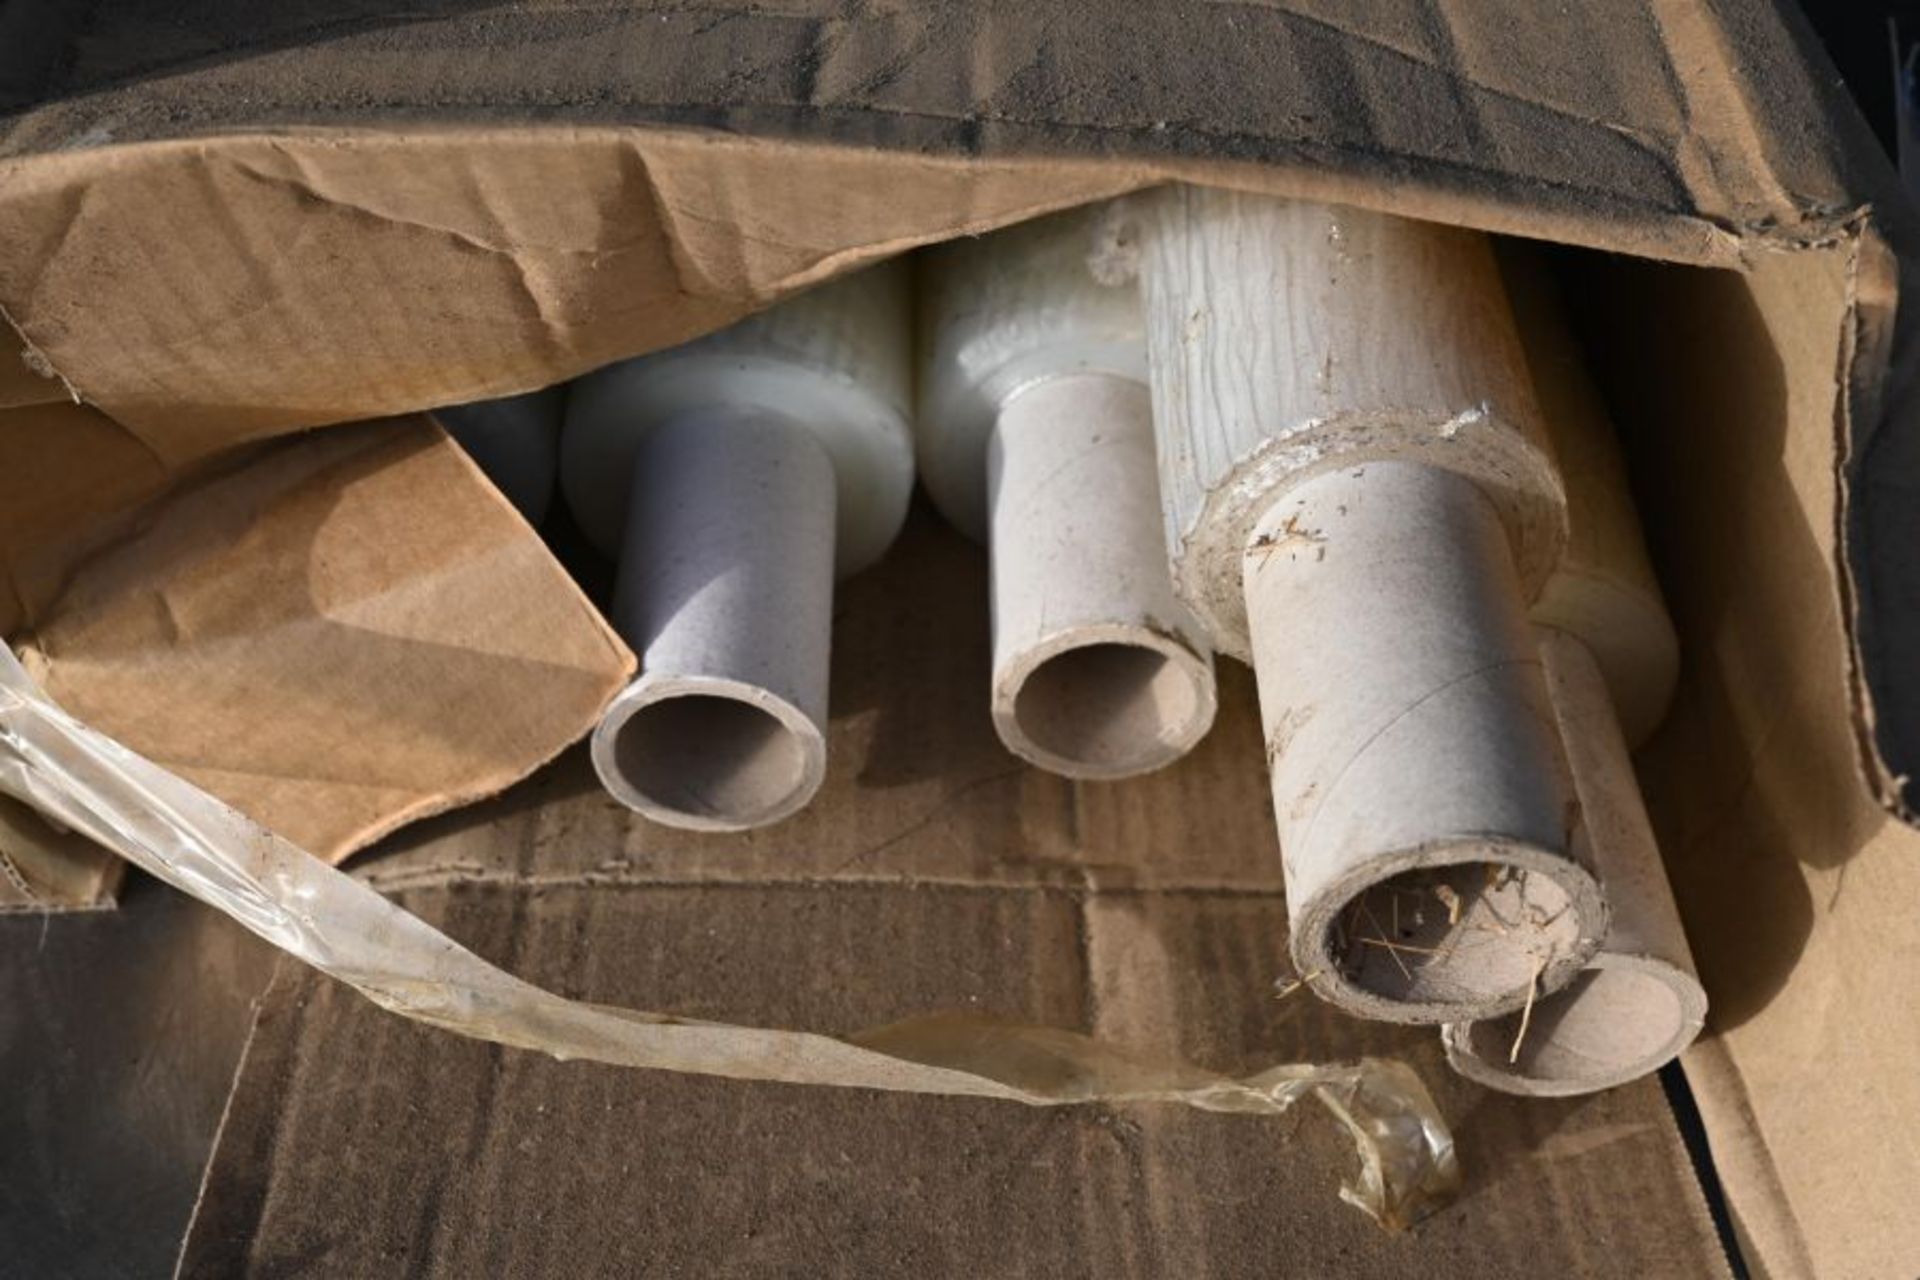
[0,877,277,1274]
[0,2,1867,448]
[0,400,172,638]
[178,895,1726,1278]
[4,414,635,876]
[15,417,634,862]
[1,1,1914,1274]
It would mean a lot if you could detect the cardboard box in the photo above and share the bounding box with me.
[2,1,1916,1274]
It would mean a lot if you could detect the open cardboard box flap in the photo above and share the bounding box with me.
[1,1,1916,1274]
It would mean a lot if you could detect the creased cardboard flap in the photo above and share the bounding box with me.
[11,417,634,864]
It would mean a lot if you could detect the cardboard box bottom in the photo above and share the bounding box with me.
[176,872,1731,1277]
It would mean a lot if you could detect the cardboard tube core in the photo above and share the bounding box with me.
[1008,641,1207,776]
[1449,959,1696,1091]
[590,411,835,831]
[987,374,1215,778]
[1328,863,1584,1012]
[1442,628,1706,1093]
[597,687,818,830]
[1247,461,1604,1024]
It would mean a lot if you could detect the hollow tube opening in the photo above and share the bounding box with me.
[1009,641,1208,776]
[607,693,813,828]
[1327,863,1580,1010]
[1457,963,1692,1087]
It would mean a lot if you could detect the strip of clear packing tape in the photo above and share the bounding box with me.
[0,643,1459,1228]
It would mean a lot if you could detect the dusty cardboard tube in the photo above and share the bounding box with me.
[1246,463,1603,1023]
[987,375,1215,777]
[917,209,1216,779]
[433,385,566,526]
[1441,629,1706,1094]
[1134,186,1604,1023]
[563,264,914,830]
[589,412,835,830]
[1448,961,1694,1092]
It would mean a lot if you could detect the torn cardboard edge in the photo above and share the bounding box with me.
[0,324,72,411]
[1833,226,1914,820]
[0,642,1458,1230]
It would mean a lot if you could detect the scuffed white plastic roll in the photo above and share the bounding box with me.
[1442,628,1706,1095]
[1135,186,1603,1024]
[563,263,914,829]
[566,263,914,578]
[1135,186,1568,656]
[917,207,1152,540]
[436,386,565,525]
[918,210,1215,778]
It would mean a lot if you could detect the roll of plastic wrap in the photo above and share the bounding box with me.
[1443,260,1702,1093]
[917,210,1215,778]
[563,263,915,830]
[1134,186,1603,1025]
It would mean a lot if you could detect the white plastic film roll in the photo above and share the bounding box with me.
[563,263,914,829]
[1136,187,1602,1023]
[918,210,1214,778]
